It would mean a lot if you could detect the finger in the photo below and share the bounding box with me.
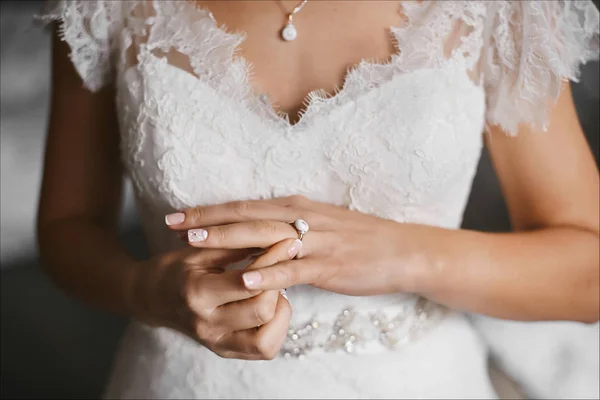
[270,196,367,228]
[246,238,303,272]
[183,247,252,267]
[211,290,279,331]
[209,238,299,331]
[186,220,297,249]
[212,349,264,361]
[267,195,343,214]
[236,195,340,220]
[265,195,347,224]
[241,260,319,291]
[216,294,292,360]
[185,239,303,310]
[190,270,259,308]
[165,201,302,230]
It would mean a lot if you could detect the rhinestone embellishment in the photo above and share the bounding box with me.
[280,298,446,359]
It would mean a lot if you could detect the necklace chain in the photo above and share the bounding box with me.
[288,0,309,22]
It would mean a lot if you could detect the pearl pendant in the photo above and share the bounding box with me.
[281,22,297,41]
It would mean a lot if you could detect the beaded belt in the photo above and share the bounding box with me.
[280,297,447,359]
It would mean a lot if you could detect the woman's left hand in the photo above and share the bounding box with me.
[165,196,421,296]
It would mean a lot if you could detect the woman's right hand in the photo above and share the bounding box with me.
[130,238,302,360]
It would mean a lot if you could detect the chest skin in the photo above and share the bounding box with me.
[194,0,405,124]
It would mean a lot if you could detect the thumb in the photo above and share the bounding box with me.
[245,238,302,271]
[243,238,302,301]
[184,247,252,269]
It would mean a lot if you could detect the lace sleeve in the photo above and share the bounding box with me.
[483,0,599,135]
[37,0,122,92]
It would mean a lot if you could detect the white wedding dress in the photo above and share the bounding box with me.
[41,1,599,398]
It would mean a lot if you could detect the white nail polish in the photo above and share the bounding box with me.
[165,212,185,225]
[288,239,303,258]
[188,229,208,242]
[242,271,262,289]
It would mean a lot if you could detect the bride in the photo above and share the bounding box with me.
[38,0,599,398]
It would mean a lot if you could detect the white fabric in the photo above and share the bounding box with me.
[471,316,600,399]
[39,1,599,398]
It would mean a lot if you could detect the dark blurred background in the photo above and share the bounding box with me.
[1,1,599,399]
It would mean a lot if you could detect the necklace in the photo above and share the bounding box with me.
[281,0,309,41]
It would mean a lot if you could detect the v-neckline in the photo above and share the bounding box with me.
[181,0,411,129]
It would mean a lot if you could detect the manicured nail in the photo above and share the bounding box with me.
[165,213,185,225]
[188,229,208,242]
[242,271,262,289]
[280,288,289,300]
[288,239,303,258]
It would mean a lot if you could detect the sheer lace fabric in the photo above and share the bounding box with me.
[484,1,599,133]
[41,0,599,133]
[39,1,599,398]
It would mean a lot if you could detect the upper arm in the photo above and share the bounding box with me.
[482,1,599,233]
[486,84,599,233]
[38,27,123,230]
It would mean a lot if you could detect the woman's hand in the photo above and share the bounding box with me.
[165,196,419,296]
[130,238,301,360]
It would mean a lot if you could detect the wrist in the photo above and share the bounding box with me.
[395,250,438,294]
[389,224,445,295]
[122,258,150,318]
